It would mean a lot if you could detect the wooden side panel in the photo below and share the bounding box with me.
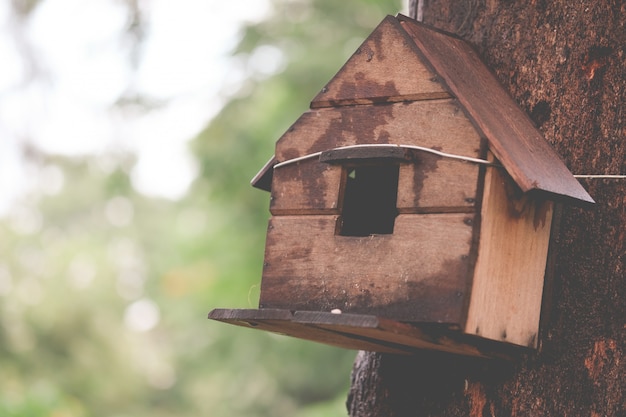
[465,156,554,348]
[259,213,475,324]
[311,16,450,108]
[398,16,593,204]
[271,99,483,213]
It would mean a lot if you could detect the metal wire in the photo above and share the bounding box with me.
[273,143,499,169]
[272,144,625,179]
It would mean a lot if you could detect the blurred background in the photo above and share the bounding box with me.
[0,0,402,416]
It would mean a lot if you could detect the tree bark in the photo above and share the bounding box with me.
[348,1,625,416]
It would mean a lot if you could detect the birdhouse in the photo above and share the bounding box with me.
[209,15,593,358]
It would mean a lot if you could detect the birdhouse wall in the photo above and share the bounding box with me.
[464,155,554,348]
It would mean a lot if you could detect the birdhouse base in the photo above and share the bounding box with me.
[208,308,527,359]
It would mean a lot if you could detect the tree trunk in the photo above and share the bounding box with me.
[347,2,625,416]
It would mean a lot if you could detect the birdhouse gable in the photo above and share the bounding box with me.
[311,15,450,108]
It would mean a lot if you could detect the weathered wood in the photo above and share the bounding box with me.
[259,213,475,323]
[398,15,594,204]
[397,155,480,213]
[311,15,450,108]
[208,308,411,354]
[465,154,554,347]
[319,145,415,164]
[209,309,525,359]
[270,160,343,215]
[276,99,482,160]
[294,311,525,359]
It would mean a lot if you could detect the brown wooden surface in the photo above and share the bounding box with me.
[208,308,411,354]
[348,4,625,417]
[311,15,450,108]
[397,156,480,213]
[260,213,475,323]
[319,145,414,164]
[398,15,594,204]
[209,309,524,359]
[270,160,343,215]
[466,155,554,348]
[270,99,483,213]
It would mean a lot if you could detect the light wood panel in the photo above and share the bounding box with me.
[465,156,553,347]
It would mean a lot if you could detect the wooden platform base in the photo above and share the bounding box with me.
[208,308,527,360]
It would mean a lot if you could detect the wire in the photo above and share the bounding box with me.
[573,175,626,179]
[272,144,625,180]
[272,143,499,169]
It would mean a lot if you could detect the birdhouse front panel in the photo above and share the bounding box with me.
[260,97,485,324]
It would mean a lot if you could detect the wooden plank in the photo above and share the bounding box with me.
[293,311,467,354]
[208,308,414,354]
[319,145,414,164]
[209,309,524,359]
[397,153,481,213]
[398,15,593,204]
[270,161,343,215]
[276,99,482,160]
[259,213,475,324]
[465,154,554,348]
[310,15,450,108]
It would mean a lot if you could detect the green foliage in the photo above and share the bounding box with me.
[0,0,402,416]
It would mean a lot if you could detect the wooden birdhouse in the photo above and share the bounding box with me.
[209,15,593,358]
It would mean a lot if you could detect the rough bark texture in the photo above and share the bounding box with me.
[347,1,625,416]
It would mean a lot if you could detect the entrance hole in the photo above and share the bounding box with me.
[339,164,399,236]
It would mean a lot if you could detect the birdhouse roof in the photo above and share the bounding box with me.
[253,14,593,204]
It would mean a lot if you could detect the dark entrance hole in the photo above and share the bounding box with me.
[339,164,399,236]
